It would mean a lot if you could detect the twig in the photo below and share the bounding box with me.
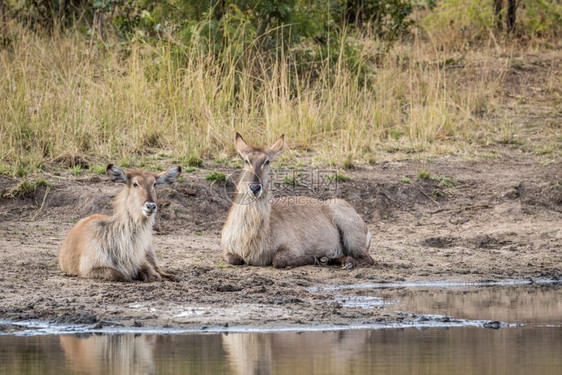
[32,186,50,220]
[416,185,440,208]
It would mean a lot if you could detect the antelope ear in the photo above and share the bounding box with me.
[235,132,252,158]
[156,166,182,185]
[106,164,128,184]
[268,134,285,160]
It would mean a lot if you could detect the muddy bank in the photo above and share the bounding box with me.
[0,152,561,330]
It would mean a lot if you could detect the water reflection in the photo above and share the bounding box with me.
[337,285,562,324]
[222,330,370,375]
[59,334,156,374]
[1,285,561,374]
[1,328,562,374]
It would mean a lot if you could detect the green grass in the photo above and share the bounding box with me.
[342,157,356,170]
[0,23,504,170]
[4,179,51,198]
[417,169,431,180]
[71,165,83,176]
[91,165,107,175]
[283,173,301,185]
[0,8,559,170]
[205,171,227,183]
[15,164,31,178]
[435,175,456,188]
[0,164,10,176]
[186,156,204,168]
[401,176,412,184]
[480,152,501,159]
[327,173,350,182]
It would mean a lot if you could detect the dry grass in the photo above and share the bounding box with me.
[0,15,559,176]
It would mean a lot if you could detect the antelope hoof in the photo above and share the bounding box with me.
[139,271,162,282]
[164,274,181,282]
[342,262,355,270]
[225,252,245,266]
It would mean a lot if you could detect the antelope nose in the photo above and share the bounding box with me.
[249,184,262,195]
[145,202,157,211]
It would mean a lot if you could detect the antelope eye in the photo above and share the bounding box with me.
[133,182,140,188]
[264,160,270,166]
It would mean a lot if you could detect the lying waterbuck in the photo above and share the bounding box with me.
[59,164,181,281]
[221,133,374,269]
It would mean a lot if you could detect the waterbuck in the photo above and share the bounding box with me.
[59,164,181,282]
[221,133,374,269]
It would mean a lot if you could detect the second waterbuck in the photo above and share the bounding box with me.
[59,164,181,282]
[221,133,374,269]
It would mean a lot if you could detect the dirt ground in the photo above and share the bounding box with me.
[1,50,561,331]
[0,150,560,330]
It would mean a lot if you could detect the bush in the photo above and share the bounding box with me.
[422,0,562,46]
[520,0,562,37]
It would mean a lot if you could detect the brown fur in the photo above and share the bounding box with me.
[221,133,374,269]
[58,164,181,281]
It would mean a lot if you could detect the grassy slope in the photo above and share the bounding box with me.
[0,10,560,179]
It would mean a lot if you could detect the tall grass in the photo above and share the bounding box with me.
[0,19,513,174]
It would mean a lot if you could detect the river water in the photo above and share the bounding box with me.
[1,283,561,374]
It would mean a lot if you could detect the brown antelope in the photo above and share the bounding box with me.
[59,164,181,282]
[221,133,374,269]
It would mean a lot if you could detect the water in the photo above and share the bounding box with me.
[1,283,561,375]
[1,328,561,374]
[329,283,562,325]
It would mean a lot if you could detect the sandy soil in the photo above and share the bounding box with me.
[0,151,560,330]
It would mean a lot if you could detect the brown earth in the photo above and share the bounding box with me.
[0,151,560,330]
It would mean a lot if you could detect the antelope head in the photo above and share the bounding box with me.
[234,132,284,199]
[106,164,182,219]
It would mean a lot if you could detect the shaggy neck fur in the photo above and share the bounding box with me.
[222,183,272,265]
[112,187,154,228]
[97,187,154,278]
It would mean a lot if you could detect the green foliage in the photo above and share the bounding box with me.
[345,0,415,40]
[435,175,455,188]
[422,0,495,41]
[0,164,10,176]
[520,0,562,37]
[186,155,204,168]
[5,179,51,198]
[71,165,84,176]
[342,157,356,170]
[327,172,350,182]
[7,0,415,72]
[91,165,107,175]
[417,168,431,179]
[10,181,37,197]
[390,128,403,140]
[283,174,299,185]
[424,0,562,41]
[205,171,226,183]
